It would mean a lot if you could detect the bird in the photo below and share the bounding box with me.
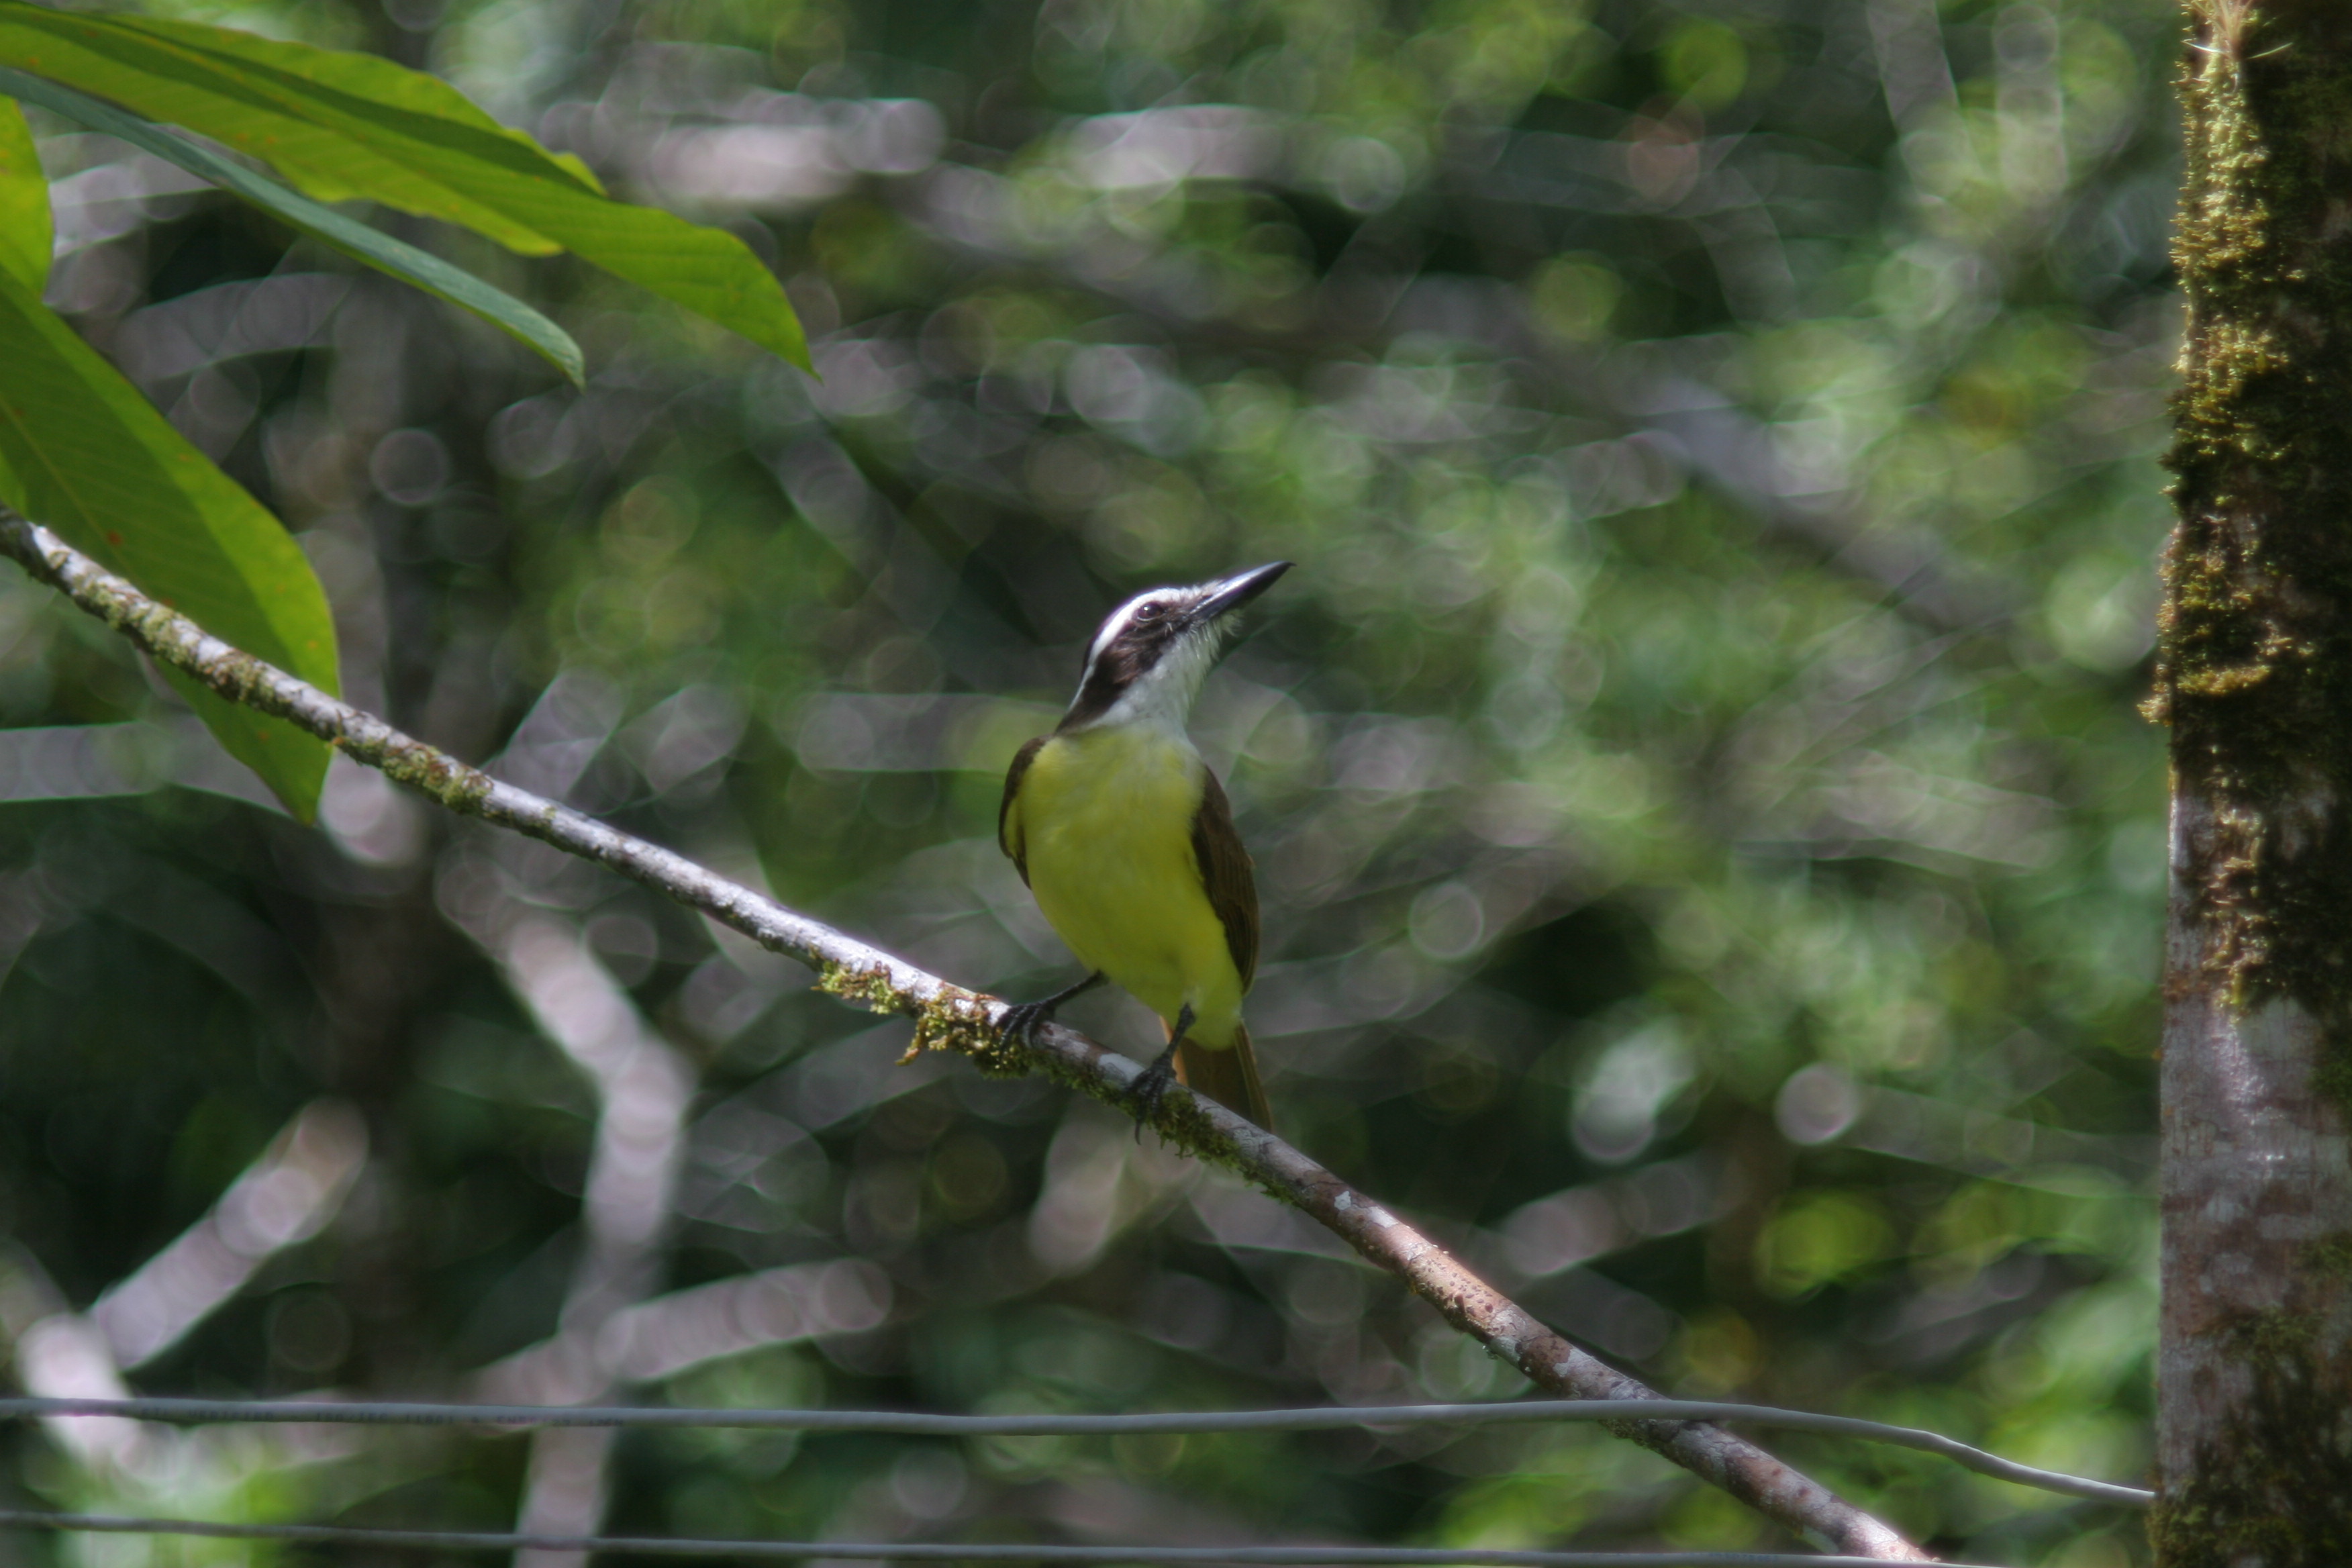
[995,561,1291,1132]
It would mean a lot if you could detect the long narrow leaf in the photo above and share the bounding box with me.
[0,2,584,250]
[0,66,583,387]
[0,6,810,369]
[0,266,337,818]
[0,94,43,291]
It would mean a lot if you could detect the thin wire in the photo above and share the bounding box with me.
[0,1395,2153,1506]
[0,1510,1988,1566]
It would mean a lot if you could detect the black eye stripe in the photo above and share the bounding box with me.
[1061,590,1208,729]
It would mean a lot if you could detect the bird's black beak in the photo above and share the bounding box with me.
[1191,561,1293,626]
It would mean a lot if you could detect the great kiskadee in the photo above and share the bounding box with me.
[997,562,1291,1130]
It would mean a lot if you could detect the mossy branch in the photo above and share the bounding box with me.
[0,506,1926,1561]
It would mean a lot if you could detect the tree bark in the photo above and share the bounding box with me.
[2153,3,2352,1561]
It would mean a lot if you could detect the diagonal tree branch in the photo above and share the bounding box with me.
[0,506,1927,1561]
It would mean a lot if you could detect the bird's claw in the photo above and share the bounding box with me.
[997,972,1106,1048]
[998,999,1054,1046]
[1124,1058,1180,1141]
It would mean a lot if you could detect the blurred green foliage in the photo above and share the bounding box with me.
[0,0,2173,1562]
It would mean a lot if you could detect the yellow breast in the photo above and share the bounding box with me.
[1006,728,1244,1045]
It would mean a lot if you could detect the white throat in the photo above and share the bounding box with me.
[1069,625,1221,743]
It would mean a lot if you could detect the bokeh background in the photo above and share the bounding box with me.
[0,0,2177,1561]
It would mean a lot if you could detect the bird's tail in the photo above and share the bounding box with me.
[1174,1021,1273,1133]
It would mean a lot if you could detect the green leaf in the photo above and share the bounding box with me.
[0,93,44,292]
[0,5,811,369]
[0,266,339,820]
[0,3,584,250]
[0,67,583,387]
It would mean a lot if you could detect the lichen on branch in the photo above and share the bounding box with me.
[2155,0,2352,1097]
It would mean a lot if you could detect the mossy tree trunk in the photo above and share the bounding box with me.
[2153,2,2352,1561]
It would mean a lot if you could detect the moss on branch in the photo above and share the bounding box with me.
[2155,0,2352,1106]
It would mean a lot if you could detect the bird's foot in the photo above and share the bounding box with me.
[997,971,1106,1047]
[1124,1004,1193,1141]
[1124,1052,1181,1139]
[997,998,1057,1046]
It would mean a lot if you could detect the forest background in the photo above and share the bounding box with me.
[0,0,2178,1563]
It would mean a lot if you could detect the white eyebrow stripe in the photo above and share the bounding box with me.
[1074,589,1163,697]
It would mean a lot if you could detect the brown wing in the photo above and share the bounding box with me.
[997,736,1047,886]
[1189,766,1259,991]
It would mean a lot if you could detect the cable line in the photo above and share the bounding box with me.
[0,1395,2151,1506]
[0,1509,1993,1565]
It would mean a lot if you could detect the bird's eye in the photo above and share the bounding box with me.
[1134,603,1162,620]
